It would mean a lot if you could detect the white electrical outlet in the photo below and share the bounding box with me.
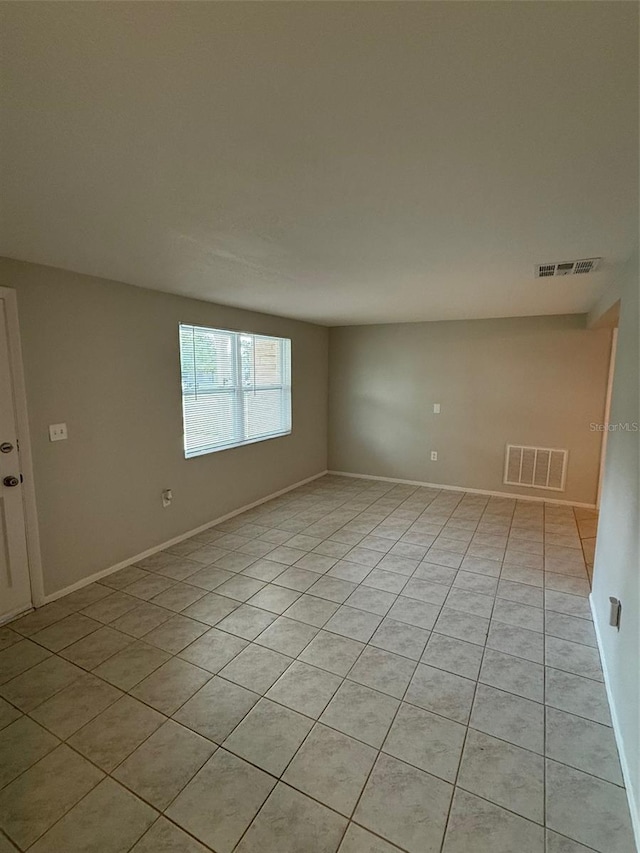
[433,403,441,414]
[162,488,173,508]
[49,423,68,442]
[430,451,438,461]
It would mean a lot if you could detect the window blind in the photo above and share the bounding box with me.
[179,324,292,458]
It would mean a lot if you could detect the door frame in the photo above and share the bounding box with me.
[0,286,44,615]
[596,327,618,509]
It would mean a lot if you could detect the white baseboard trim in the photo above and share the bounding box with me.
[590,594,639,851]
[42,470,328,605]
[327,470,597,509]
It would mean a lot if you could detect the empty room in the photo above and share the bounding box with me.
[0,2,638,853]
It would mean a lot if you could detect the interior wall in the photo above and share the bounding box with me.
[591,249,639,839]
[328,314,611,504]
[0,257,328,597]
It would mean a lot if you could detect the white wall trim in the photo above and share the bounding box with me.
[590,593,640,850]
[0,286,45,608]
[42,469,328,605]
[596,327,618,509]
[327,470,597,508]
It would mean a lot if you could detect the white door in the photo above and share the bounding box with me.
[0,298,32,621]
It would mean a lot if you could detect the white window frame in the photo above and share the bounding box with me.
[179,323,292,458]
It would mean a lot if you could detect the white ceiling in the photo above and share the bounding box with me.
[1,2,637,326]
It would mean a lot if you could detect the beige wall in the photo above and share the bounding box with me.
[328,315,611,505]
[0,258,328,597]
[591,250,639,838]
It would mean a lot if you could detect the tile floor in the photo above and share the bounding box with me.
[0,475,635,853]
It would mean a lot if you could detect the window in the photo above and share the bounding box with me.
[179,324,292,458]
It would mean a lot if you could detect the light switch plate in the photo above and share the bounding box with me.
[49,423,68,442]
[433,403,441,414]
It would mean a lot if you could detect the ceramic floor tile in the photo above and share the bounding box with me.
[457,729,544,823]
[354,753,452,853]
[181,591,240,626]
[492,600,543,633]
[241,559,287,582]
[187,565,236,590]
[109,602,174,638]
[59,625,133,670]
[219,644,292,694]
[166,748,275,852]
[148,583,206,613]
[8,602,71,637]
[173,675,259,742]
[283,594,339,627]
[216,575,267,602]
[113,719,215,809]
[444,588,494,618]
[178,627,248,672]
[266,660,342,717]
[92,640,171,690]
[0,697,21,732]
[320,680,399,748]
[442,788,544,853]
[546,760,634,853]
[433,607,489,645]
[0,717,59,788]
[327,561,373,584]
[255,616,319,656]
[338,823,404,852]
[545,636,603,681]
[545,611,597,648]
[369,618,429,660]
[299,631,364,675]
[1,480,628,853]
[348,646,416,699]
[273,566,321,591]
[545,706,623,785]
[308,576,359,603]
[470,683,544,753]
[0,627,20,652]
[29,672,122,738]
[413,563,457,585]
[216,604,278,640]
[224,697,313,776]
[0,654,84,712]
[386,597,440,630]
[486,622,544,664]
[246,584,301,614]
[102,565,150,590]
[480,648,544,702]
[324,606,383,642]
[235,782,347,853]
[421,633,483,680]
[130,658,211,715]
[27,778,156,853]
[545,830,596,853]
[382,701,465,782]
[284,722,376,816]
[141,614,210,654]
[131,817,211,852]
[401,578,449,606]
[405,664,475,723]
[344,586,396,616]
[0,744,104,849]
[80,591,140,624]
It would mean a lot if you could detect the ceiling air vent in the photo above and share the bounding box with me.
[504,444,568,492]
[535,258,601,278]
